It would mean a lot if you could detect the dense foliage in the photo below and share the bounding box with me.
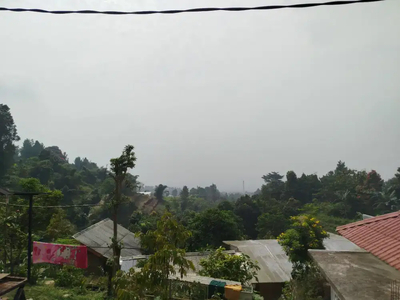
[114,212,194,300]
[199,247,260,285]
[278,215,328,299]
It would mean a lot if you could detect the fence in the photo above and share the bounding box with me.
[391,280,400,300]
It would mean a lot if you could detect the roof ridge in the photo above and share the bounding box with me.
[337,211,400,231]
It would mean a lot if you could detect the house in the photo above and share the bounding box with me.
[224,233,360,300]
[309,211,400,300]
[72,218,141,274]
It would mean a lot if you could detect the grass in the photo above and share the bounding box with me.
[4,282,106,300]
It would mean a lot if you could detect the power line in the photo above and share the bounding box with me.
[0,0,384,16]
[0,202,103,208]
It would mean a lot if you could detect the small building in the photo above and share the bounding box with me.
[224,233,360,300]
[309,250,400,300]
[73,218,141,274]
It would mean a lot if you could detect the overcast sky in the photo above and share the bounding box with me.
[1,0,399,192]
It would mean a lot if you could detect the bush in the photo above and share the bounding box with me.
[55,265,86,288]
[14,258,41,284]
[199,247,259,285]
[280,264,325,300]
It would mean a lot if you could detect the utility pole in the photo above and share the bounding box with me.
[243,180,245,195]
[0,189,46,283]
[27,195,33,283]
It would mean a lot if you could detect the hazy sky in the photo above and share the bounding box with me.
[1,0,399,192]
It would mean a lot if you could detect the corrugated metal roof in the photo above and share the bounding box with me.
[0,188,12,196]
[224,233,360,283]
[73,218,141,259]
[223,239,292,283]
[337,211,400,271]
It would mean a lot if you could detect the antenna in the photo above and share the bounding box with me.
[243,180,245,195]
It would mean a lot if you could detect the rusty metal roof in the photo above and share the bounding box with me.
[73,218,141,259]
[337,211,400,271]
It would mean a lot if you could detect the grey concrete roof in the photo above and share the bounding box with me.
[323,233,361,251]
[224,233,361,283]
[73,218,141,259]
[309,250,400,300]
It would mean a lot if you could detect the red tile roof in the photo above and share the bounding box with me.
[337,211,400,271]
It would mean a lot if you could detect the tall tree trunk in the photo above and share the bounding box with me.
[109,178,122,297]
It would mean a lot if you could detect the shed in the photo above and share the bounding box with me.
[73,218,141,274]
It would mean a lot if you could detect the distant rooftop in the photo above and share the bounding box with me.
[337,211,400,271]
[73,218,141,259]
[224,233,361,283]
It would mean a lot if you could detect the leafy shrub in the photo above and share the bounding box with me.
[199,247,260,285]
[15,257,41,284]
[55,265,86,288]
[280,264,325,300]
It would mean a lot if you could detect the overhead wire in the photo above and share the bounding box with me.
[0,0,385,16]
[0,202,104,208]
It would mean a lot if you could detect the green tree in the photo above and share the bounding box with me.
[129,211,159,235]
[206,184,220,202]
[154,184,167,203]
[278,216,327,300]
[356,170,384,215]
[296,174,321,204]
[282,171,299,200]
[0,104,20,182]
[0,208,26,274]
[171,189,178,197]
[188,208,242,250]
[217,200,235,211]
[45,210,76,241]
[234,195,260,239]
[199,247,259,286]
[261,172,284,200]
[115,211,194,300]
[20,139,44,160]
[257,213,289,238]
[180,186,189,211]
[109,145,137,291]
[278,215,328,276]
